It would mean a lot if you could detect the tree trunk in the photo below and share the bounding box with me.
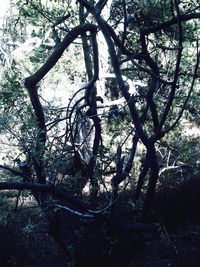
[142,143,159,217]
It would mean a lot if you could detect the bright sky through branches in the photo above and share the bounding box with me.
[0,0,10,26]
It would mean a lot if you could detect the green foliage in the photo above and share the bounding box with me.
[22,218,36,235]
[0,193,14,226]
[0,68,25,110]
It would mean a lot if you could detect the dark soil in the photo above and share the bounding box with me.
[0,176,200,267]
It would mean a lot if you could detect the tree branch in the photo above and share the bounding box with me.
[0,181,158,233]
[0,182,86,210]
[142,12,200,35]
[0,165,23,177]
[24,24,98,86]
[155,1,183,138]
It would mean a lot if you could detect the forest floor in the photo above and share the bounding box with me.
[0,175,200,267]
